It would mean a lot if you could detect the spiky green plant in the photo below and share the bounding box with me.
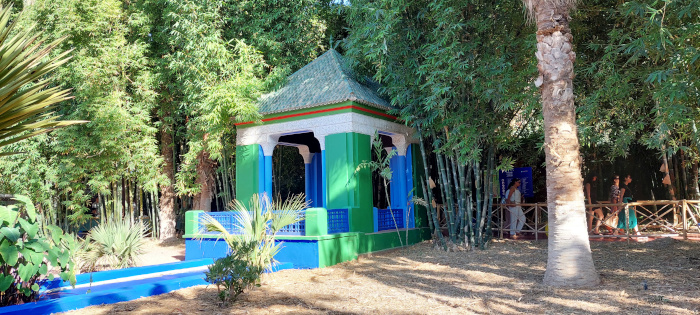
[199,193,308,273]
[0,5,85,155]
[81,219,146,271]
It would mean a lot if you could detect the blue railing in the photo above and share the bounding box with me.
[327,209,349,234]
[376,208,404,231]
[198,211,306,236]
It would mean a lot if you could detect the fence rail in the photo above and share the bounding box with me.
[195,208,352,237]
[494,200,700,240]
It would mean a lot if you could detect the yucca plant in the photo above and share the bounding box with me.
[199,193,308,273]
[0,5,85,155]
[81,219,147,271]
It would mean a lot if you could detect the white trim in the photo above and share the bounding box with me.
[236,112,416,151]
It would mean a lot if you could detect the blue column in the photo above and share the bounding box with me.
[258,145,265,196]
[264,155,273,199]
[304,163,312,204]
[389,148,408,228]
[321,150,327,208]
[406,145,415,228]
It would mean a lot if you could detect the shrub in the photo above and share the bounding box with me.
[0,195,77,306]
[204,240,263,304]
[199,193,307,303]
[200,193,307,273]
[81,219,146,271]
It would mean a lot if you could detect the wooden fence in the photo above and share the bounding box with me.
[494,200,700,240]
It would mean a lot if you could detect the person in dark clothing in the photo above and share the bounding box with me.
[617,174,640,235]
[584,174,603,234]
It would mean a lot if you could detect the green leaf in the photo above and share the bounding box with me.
[47,248,58,265]
[31,283,39,291]
[0,239,18,265]
[0,205,17,225]
[24,240,47,253]
[48,273,54,281]
[18,217,38,239]
[17,262,38,282]
[19,247,44,265]
[0,274,13,291]
[0,227,20,243]
[39,263,47,276]
[12,195,36,222]
[49,226,62,245]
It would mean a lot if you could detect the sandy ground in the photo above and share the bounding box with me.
[59,237,700,315]
[135,238,186,267]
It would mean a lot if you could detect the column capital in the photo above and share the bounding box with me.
[260,135,279,156]
[297,145,314,164]
[390,134,408,156]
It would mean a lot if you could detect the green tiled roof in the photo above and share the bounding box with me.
[258,49,392,115]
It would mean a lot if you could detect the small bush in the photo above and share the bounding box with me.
[81,219,146,271]
[204,240,263,304]
[0,195,77,306]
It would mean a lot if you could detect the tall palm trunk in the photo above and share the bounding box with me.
[159,125,177,240]
[526,0,599,286]
[193,149,217,212]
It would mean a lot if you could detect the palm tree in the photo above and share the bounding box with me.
[0,5,85,155]
[199,193,308,272]
[521,0,600,286]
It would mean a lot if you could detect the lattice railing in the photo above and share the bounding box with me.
[377,208,404,231]
[492,200,700,239]
[197,210,306,236]
[327,208,349,234]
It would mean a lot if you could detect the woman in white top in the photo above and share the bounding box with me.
[505,178,525,238]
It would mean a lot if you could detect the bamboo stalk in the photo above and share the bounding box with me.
[436,151,456,242]
[473,162,482,245]
[465,162,475,247]
[456,160,467,244]
[483,146,495,248]
[418,128,445,249]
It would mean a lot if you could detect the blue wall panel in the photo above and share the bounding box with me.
[185,238,319,269]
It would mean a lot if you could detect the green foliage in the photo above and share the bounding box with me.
[0,196,76,306]
[0,0,163,228]
[204,240,263,304]
[81,219,146,271]
[199,194,307,273]
[0,4,85,155]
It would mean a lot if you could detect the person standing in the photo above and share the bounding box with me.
[506,178,525,238]
[618,174,640,235]
[608,175,621,234]
[585,174,604,234]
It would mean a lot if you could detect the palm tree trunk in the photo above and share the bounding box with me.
[529,1,599,286]
[159,126,177,240]
[193,149,216,212]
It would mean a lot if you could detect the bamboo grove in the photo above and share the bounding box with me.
[0,0,696,246]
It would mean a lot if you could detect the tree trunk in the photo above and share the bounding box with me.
[159,127,177,240]
[531,1,600,287]
[192,149,217,212]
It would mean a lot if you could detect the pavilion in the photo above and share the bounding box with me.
[184,49,431,268]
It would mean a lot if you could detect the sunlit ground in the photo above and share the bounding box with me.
[62,238,700,314]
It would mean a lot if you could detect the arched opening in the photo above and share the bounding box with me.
[272,132,322,205]
[371,134,394,209]
[272,145,304,198]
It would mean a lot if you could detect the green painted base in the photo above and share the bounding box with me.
[276,227,431,268]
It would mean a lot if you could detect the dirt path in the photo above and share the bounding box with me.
[61,238,700,314]
[136,238,186,267]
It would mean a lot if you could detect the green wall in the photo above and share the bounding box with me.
[236,144,261,208]
[325,132,373,233]
[411,144,430,228]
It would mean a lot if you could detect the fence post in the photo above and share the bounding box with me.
[535,204,539,241]
[625,204,631,242]
[683,200,688,240]
[499,204,503,239]
[183,210,204,238]
[304,208,328,236]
